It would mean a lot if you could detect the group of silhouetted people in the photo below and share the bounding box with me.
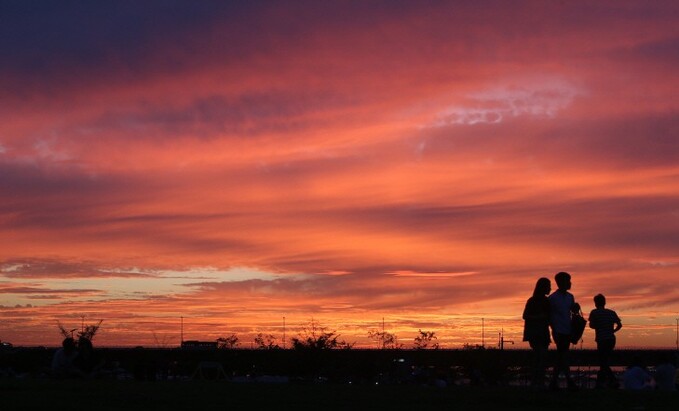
[51,336,104,379]
[523,271,623,390]
[523,271,677,391]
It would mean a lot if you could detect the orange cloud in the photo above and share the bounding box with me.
[1,1,678,348]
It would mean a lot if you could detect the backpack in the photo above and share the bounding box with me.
[570,307,587,344]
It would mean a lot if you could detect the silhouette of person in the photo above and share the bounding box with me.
[523,277,551,388]
[73,337,104,378]
[548,271,579,390]
[588,293,622,388]
[51,337,79,378]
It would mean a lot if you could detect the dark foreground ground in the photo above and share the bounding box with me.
[1,379,677,411]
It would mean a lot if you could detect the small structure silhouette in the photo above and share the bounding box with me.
[181,340,218,350]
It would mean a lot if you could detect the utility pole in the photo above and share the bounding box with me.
[498,328,514,350]
[482,318,485,348]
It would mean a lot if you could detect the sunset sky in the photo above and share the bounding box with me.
[1,1,678,349]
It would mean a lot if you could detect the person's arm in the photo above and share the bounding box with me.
[523,299,541,320]
[588,311,596,329]
[614,314,622,333]
[522,299,531,321]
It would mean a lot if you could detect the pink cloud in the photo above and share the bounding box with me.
[0,1,678,347]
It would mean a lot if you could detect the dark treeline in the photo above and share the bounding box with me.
[2,347,676,385]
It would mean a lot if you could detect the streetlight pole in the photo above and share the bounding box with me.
[482,318,485,348]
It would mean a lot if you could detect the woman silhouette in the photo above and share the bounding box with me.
[523,277,551,388]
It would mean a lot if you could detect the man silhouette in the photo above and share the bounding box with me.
[548,271,578,390]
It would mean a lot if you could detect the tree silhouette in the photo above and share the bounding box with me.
[367,330,401,349]
[291,319,354,350]
[413,329,440,349]
[254,333,280,349]
[57,320,103,341]
[216,334,240,349]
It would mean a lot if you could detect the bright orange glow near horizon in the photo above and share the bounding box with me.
[1,1,679,349]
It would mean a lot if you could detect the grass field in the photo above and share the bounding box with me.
[1,379,677,411]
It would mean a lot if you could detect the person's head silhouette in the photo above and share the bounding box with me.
[534,277,551,297]
[594,293,606,308]
[78,337,93,354]
[554,271,571,291]
[62,337,75,353]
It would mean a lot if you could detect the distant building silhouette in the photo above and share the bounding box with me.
[181,340,218,350]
